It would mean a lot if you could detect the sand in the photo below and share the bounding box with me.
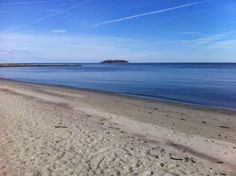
[0,78,235,176]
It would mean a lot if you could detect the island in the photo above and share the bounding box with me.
[100,60,129,64]
[0,63,81,67]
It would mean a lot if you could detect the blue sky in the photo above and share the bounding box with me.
[0,0,236,63]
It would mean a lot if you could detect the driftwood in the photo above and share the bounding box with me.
[219,126,230,129]
[55,126,68,128]
[169,153,184,161]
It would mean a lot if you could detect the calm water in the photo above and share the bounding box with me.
[0,63,236,110]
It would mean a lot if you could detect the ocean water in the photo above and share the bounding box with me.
[0,63,236,110]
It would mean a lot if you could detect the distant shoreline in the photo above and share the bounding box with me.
[0,63,81,67]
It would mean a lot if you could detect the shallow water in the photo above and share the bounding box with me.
[0,63,236,110]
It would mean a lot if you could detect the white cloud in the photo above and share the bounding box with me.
[0,32,160,62]
[168,31,236,49]
[1,31,236,63]
[50,29,67,33]
[209,39,236,49]
[0,48,30,56]
[178,32,199,35]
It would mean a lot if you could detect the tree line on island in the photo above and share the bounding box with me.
[100,60,129,64]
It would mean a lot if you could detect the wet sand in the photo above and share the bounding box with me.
[0,79,236,176]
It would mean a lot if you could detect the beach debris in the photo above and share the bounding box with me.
[169,154,196,163]
[220,173,227,176]
[104,130,110,134]
[120,130,125,134]
[219,126,230,129]
[216,161,224,164]
[180,118,186,121]
[184,157,190,162]
[99,118,107,121]
[202,121,207,124]
[55,125,68,128]
[96,156,105,169]
[146,149,159,159]
[184,157,196,163]
[149,171,154,175]
[160,163,164,167]
[145,171,154,176]
[169,153,184,161]
[160,148,165,153]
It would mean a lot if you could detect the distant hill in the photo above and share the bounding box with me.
[100,60,129,64]
[0,63,81,67]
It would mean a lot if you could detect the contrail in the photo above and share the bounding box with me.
[0,0,92,34]
[0,1,49,6]
[89,1,204,28]
[32,0,92,23]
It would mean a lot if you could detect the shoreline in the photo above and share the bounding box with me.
[0,78,236,175]
[0,63,81,67]
[1,77,235,113]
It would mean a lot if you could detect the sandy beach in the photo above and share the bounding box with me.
[0,78,235,176]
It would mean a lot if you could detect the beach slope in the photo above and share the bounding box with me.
[0,79,235,176]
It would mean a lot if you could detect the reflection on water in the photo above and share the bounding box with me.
[0,63,236,110]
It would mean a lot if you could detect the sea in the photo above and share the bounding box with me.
[0,63,236,110]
